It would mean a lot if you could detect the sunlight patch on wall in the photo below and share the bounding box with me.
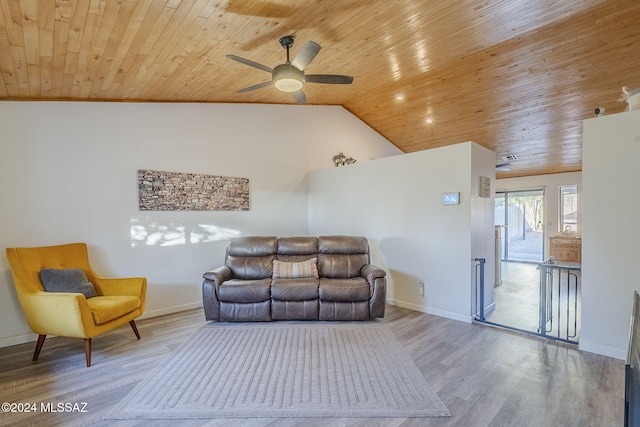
[130,217,241,247]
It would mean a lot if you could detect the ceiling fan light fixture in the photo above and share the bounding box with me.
[275,77,304,92]
[273,66,304,92]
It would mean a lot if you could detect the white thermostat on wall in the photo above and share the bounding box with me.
[442,192,460,205]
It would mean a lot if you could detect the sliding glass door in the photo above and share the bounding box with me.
[495,190,544,262]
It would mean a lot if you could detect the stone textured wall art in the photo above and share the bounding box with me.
[138,170,250,211]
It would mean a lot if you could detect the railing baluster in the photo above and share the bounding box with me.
[548,269,554,333]
[557,269,561,339]
[539,262,548,337]
[567,270,571,339]
[474,258,486,322]
[569,271,579,339]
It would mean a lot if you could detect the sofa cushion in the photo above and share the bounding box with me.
[228,236,277,257]
[277,237,318,255]
[218,279,271,303]
[317,236,369,279]
[318,254,369,279]
[86,296,140,324]
[272,277,319,301]
[319,278,370,302]
[226,236,277,280]
[272,258,318,279]
[39,268,97,299]
[318,236,369,254]
[227,255,275,280]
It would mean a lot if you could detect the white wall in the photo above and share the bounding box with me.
[496,172,582,258]
[0,101,401,347]
[307,142,496,322]
[581,109,640,359]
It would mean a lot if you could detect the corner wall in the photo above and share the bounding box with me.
[581,109,640,359]
[0,101,401,347]
[307,142,496,322]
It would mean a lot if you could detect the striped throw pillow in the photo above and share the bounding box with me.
[272,258,318,279]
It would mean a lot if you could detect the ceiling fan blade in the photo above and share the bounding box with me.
[291,41,321,71]
[496,162,512,171]
[226,54,273,73]
[292,90,306,104]
[237,81,272,93]
[305,74,354,84]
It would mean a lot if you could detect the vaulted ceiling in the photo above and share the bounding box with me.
[1,0,639,177]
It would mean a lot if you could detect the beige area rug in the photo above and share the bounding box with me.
[106,323,450,420]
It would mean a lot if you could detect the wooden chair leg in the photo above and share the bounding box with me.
[129,320,140,339]
[84,338,91,367]
[33,334,46,361]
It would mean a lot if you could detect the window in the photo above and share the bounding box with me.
[559,185,578,233]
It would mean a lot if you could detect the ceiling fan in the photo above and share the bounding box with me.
[496,154,517,171]
[226,35,354,104]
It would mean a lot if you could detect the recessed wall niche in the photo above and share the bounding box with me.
[138,169,250,211]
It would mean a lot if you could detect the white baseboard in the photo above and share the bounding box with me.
[579,340,626,360]
[0,332,38,348]
[474,302,496,317]
[387,299,473,324]
[139,302,203,320]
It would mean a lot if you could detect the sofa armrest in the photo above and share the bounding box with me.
[202,266,231,321]
[203,266,232,285]
[361,264,387,318]
[361,264,386,283]
[93,276,147,297]
[20,291,92,338]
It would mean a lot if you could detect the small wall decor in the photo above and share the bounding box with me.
[138,170,249,211]
[478,176,491,198]
[332,152,356,167]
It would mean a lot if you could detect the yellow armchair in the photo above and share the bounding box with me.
[6,243,146,367]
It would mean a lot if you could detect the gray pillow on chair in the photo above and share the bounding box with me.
[39,268,97,299]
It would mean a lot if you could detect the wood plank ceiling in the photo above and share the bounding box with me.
[1,0,639,177]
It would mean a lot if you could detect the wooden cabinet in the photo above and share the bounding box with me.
[549,236,581,262]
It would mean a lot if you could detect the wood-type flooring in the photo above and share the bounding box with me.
[0,305,623,426]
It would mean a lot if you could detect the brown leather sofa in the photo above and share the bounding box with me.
[202,235,387,321]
